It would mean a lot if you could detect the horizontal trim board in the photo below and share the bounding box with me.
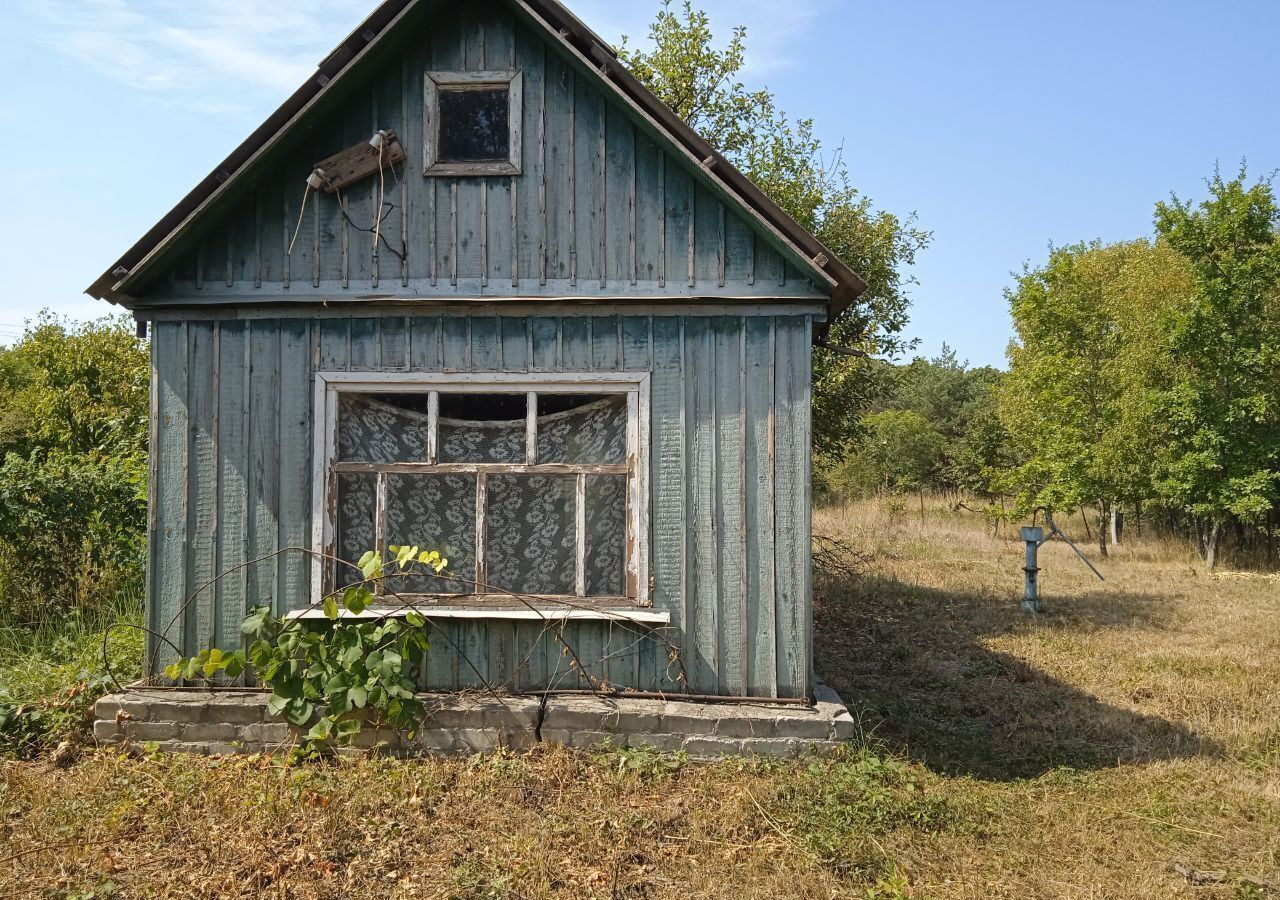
[334,462,628,475]
[318,370,649,388]
[286,604,671,624]
[139,301,829,321]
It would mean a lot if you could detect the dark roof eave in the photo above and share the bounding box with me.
[87,0,867,319]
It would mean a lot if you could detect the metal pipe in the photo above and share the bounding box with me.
[524,689,814,707]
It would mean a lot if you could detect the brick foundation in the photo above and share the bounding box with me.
[93,686,855,759]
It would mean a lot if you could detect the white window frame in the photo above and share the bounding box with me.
[423,70,523,177]
[311,371,650,611]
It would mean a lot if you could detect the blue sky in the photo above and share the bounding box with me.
[1,1,1276,366]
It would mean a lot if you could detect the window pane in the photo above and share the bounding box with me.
[335,473,375,588]
[536,394,627,464]
[585,475,627,596]
[485,475,575,595]
[437,393,527,463]
[338,394,430,463]
[383,474,476,596]
[438,88,509,162]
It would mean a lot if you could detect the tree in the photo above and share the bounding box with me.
[1151,168,1280,570]
[999,240,1192,557]
[620,2,930,455]
[858,409,945,493]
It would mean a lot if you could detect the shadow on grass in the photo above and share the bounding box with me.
[814,573,1220,781]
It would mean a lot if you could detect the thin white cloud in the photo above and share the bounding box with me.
[16,0,371,94]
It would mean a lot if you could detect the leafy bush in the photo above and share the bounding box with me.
[0,449,146,620]
[170,546,447,756]
[0,313,148,622]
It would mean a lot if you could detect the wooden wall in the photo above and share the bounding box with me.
[148,311,814,698]
[134,3,822,305]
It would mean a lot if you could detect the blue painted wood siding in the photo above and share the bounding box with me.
[133,4,823,305]
[148,312,814,698]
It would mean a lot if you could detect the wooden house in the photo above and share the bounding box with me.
[87,0,866,701]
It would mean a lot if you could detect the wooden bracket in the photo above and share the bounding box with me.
[311,130,407,194]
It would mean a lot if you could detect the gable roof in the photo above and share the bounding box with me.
[85,0,866,319]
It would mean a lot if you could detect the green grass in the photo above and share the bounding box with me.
[1,500,1278,897]
[0,591,142,757]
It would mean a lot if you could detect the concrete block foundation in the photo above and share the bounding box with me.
[93,685,856,759]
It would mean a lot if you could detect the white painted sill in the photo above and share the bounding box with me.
[284,605,671,625]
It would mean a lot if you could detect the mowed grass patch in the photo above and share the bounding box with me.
[0,499,1277,898]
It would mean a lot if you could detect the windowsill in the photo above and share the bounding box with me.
[285,604,670,625]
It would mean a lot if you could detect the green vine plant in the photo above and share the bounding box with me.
[165,546,447,756]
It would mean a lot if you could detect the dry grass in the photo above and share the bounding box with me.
[1,498,1277,899]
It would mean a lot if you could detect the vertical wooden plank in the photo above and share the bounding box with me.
[683,317,717,693]
[664,161,692,291]
[470,317,501,369]
[215,322,249,654]
[633,136,663,286]
[409,314,444,371]
[590,316,621,371]
[187,321,219,655]
[559,316,590,371]
[573,78,604,287]
[514,28,544,288]
[604,104,635,285]
[379,317,409,371]
[319,318,351,371]
[404,36,432,284]
[152,322,188,674]
[501,318,531,372]
[530,316,559,372]
[725,211,754,288]
[484,9,515,291]
[348,318,378,370]
[693,185,722,287]
[648,316,684,690]
[773,315,811,698]
[543,49,573,283]
[744,316,777,695]
[278,320,312,613]
[621,316,653,372]
[713,317,745,694]
[248,321,280,613]
[442,317,470,371]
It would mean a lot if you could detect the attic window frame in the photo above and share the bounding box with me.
[311,371,651,612]
[423,70,523,177]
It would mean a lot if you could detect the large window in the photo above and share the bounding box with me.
[313,373,649,609]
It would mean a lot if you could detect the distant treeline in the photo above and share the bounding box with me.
[820,167,1280,572]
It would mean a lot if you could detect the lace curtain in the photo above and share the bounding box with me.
[333,390,629,597]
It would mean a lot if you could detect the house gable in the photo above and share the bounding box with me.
[108,0,839,308]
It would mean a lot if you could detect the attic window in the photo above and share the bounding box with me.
[424,71,523,176]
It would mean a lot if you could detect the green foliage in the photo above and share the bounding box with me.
[0,313,148,620]
[857,410,945,493]
[168,546,447,756]
[819,348,1008,501]
[620,1,929,454]
[998,239,1194,547]
[1151,168,1280,532]
[0,601,144,758]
